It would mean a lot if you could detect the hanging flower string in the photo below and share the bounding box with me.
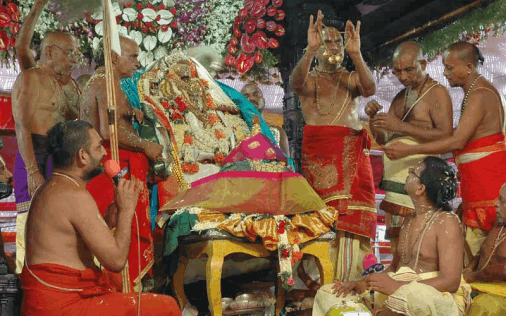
[275,215,303,290]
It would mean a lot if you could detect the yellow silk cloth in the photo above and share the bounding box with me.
[470,282,506,298]
[467,293,506,316]
[312,267,471,316]
[192,207,339,251]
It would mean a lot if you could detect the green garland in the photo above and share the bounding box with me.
[419,0,506,59]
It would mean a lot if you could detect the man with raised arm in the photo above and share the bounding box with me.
[21,120,180,316]
[79,36,163,291]
[384,42,506,259]
[313,157,471,316]
[12,29,82,274]
[365,42,453,253]
[290,9,377,282]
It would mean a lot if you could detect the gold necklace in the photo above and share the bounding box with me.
[480,225,506,269]
[314,68,344,116]
[53,172,81,187]
[400,208,436,264]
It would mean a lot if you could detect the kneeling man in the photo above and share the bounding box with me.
[313,157,471,316]
[21,120,180,316]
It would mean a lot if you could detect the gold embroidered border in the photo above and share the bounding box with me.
[347,205,377,213]
[133,258,155,286]
[16,201,31,213]
[323,195,353,204]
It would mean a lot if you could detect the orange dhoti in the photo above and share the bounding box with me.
[302,125,376,282]
[86,143,154,291]
[20,263,181,316]
[301,125,377,238]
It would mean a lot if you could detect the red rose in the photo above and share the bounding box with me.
[266,21,276,32]
[241,34,256,53]
[256,19,265,29]
[225,55,235,66]
[267,6,277,16]
[145,21,153,27]
[159,4,166,10]
[227,43,237,55]
[136,3,143,11]
[170,20,177,29]
[275,24,285,36]
[146,3,154,9]
[169,7,177,15]
[252,31,268,49]
[230,37,238,46]
[273,0,283,8]
[137,13,144,20]
[238,8,248,18]
[162,24,169,31]
[275,10,285,21]
[125,1,133,8]
[253,51,263,64]
[267,38,279,49]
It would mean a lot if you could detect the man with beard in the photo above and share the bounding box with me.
[290,9,377,282]
[12,29,82,274]
[79,36,163,292]
[384,42,506,260]
[241,83,290,156]
[464,182,506,315]
[365,42,453,253]
[20,120,181,316]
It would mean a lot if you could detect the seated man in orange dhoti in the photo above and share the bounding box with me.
[290,9,377,282]
[79,36,164,292]
[384,42,506,260]
[21,120,180,316]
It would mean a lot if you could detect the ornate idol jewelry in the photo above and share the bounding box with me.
[460,74,481,116]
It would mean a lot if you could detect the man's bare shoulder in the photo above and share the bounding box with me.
[434,212,463,236]
[390,89,407,108]
[13,68,44,87]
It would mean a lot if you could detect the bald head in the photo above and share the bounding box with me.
[393,41,423,62]
[40,32,74,62]
[446,42,484,67]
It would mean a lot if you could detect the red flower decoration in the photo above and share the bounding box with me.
[182,163,199,174]
[125,1,133,8]
[275,24,285,37]
[170,7,177,15]
[146,3,154,9]
[230,37,238,46]
[124,21,131,27]
[145,21,153,27]
[159,4,166,10]
[184,134,193,145]
[233,26,242,38]
[177,101,188,113]
[170,20,177,29]
[137,13,144,20]
[256,19,265,29]
[200,79,209,87]
[259,0,270,5]
[234,16,242,27]
[225,55,235,66]
[244,18,256,34]
[171,112,184,121]
[136,3,143,11]
[155,15,161,21]
[266,21,277,32]
[161,100,170,109]
[267,6,277,17]
[215,129,226,139]
[241,34,255,53]
[244,0,255,10]
[206,95,215,109]
[214,153,226,166]
[252,31,269,49]
[208,114,219,126]
[251,5,266,18]
[238,8,248,18]
[254,51,263,64]
[281,248,290,258]
[0,12,11,28]
[275,10,285,21]
[291,251,303,265]
[273,0,283,8]
[162,24,169,31]
[268,38,279,49]
[227,43,237,54]
[6,3,19,22]
[8,22,18,35]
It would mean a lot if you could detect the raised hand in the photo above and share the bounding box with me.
[344,20,361,56]
[365,100,383,118]
[115,178,142,215]
[307,10,324,53]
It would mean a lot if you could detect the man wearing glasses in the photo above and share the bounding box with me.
[11,29,82,274]
[365,41,453,254]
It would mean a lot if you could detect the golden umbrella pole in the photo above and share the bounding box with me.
[101,0,130,294]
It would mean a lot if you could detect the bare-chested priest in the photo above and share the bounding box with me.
[21,120,180,316]
[365,42,453,254]
[79,36,163,291]
[464,182,506,315]
[290,9,376,282]
[313,157,471,316]
[12,26,82,273]
[384,42,506,260]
